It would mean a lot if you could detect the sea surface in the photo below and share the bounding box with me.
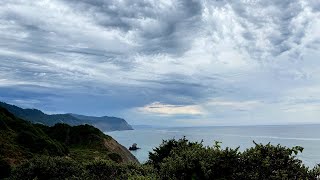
[107,125,320,168]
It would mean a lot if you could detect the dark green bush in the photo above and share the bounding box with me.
[239,142,312,179]
[16,130,68,156]
[11,157,158,180]
[86,160,127,179]
[86,160,158,179]
[10,156,86,180]
[309,165,320,179]
[108,152,123,163]
[149,138,240,180]
[148,138,320,180]
[0,158,11,179]
[148,136,201,169]
[42,123,107,149]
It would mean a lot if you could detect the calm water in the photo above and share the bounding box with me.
[107,125,320,167]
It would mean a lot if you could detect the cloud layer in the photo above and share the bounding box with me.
[0,0,320,125]
[139,102,203,115]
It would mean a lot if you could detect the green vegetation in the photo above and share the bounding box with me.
[0,107,68,163]
[147,138,320,179]
[3,137,320,180]
[1,106,320,179]
[0,107,138,179]
[9,157,156,180]
[10,156,86,180]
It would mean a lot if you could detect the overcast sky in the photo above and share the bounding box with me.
[0,0,320,126]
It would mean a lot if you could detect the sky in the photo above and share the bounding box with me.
[0,0,320,126]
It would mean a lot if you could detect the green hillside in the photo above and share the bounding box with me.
[0,107,68,164]
[0,107,138,179]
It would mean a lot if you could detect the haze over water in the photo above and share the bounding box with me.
[108,124,320,168]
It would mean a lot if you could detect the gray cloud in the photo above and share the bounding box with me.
[0,0,319,125]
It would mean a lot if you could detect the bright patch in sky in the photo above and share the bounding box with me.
[0,0,320,126]
[139,102,204,115]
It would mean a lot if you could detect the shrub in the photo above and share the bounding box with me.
[86,160,158,179]
[108,152,123,163]
[0,158,11,179]
[16,130,68,156]
[239,142,312,179]
[148,138,320,180]
[86,160,127,179]
[10,156,86,180]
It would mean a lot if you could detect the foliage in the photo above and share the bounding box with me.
[39,123,122,164]
[9,157,157,180]
[9,156,86,180]
[0,107,68,163]
[16,130,68,156]
[39,123,111,149]
[148,138,320,180]
[67,148,110,163]
[108,152,123,163]
[85,160,158,179]
[309,165,320,179]
[0,159,11,179]
[4,135,320,180]
[0,107,136,178]
[239,142,311,179]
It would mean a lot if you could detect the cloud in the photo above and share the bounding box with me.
[206,99,262,111]
[0,0,319,125]
[139,102,204,116]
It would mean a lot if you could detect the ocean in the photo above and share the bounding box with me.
[107,124,320,168]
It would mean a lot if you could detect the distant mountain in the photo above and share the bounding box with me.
[71,114,133,132]
[0,101,133,132]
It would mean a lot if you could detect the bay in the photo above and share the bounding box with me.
[107,124,320,167]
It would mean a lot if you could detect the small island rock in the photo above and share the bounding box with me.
[129,143,140,151]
